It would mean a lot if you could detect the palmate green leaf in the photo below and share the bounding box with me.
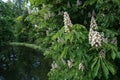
[70,34,74,43]
[69,50,76,59]
[104,60,116,75]
[53,44,61,51]
[111,50,116,60]
[101,59,109,79]
[61,47,67,58]
[104,43,118,59]
[111,45,119,59]
[93,58,100,77]
[52,32,59,40]
[103,29,118,37]
[111,46,120,59]
[70,24,87,43]
[64,32,72,42]
[52,27,64,40]
[73,30,80,40]
[72,24,87,32]
[91,57,98,70]
[116,52,120,58]
[76,49,84,58]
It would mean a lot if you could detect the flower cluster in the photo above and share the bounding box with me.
[51,61,58,70]
[67,59,73,68]
[79,63,84,71]
[57,37,63,43]
[99,50,106,58]
[58,11,64,15]
[64,12,73,32]
[111,37,117,45]
[51,58,85,71]
[89,16,105,47]
[44,12,55,20]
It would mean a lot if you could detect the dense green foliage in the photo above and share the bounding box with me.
[28,0,120,79]
[0,0,120,80]
[0,1,50,80]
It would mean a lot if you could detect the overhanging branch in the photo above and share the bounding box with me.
[9,42,44,52]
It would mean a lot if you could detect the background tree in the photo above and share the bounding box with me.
[0,1,50,80]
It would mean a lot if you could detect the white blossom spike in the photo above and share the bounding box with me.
[63,12,73,33]
[89,16,106,47]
